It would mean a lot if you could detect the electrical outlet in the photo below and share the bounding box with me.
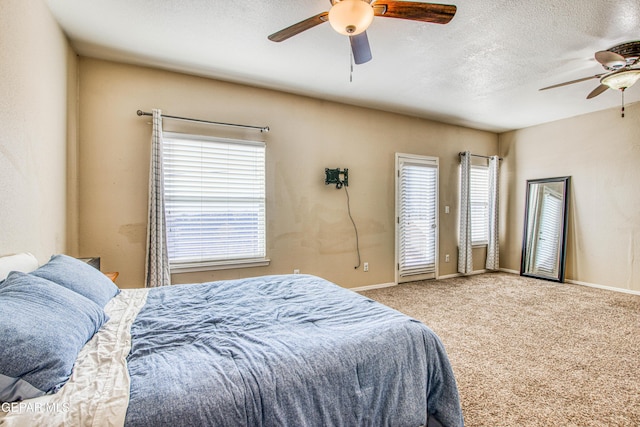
[293,269,300,274]
[445,254,450,263]
[445,205,450,214]
[363,262,369,272]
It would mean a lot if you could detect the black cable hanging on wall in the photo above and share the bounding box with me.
[343,185,361,269]
[325,168,361,269]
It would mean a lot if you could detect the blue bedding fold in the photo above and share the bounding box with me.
[124,274,463,427]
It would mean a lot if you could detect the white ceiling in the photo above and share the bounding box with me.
[45,0,640,133]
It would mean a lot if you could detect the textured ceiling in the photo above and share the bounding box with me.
[45,0,640,132]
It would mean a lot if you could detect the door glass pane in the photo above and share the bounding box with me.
[398,157,438,279]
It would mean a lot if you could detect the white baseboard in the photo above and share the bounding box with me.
[351,271,489,290]
[352,271,490,290]
[566,279,640,296]
[350,282,396,292]
[501,267,640,296]
[350,271,640,296]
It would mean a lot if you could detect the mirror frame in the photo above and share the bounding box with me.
[520,176,571,283]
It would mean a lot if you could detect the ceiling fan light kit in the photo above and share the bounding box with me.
[328,0,374,36]
[600,69,640,91]
[539,40,640,117]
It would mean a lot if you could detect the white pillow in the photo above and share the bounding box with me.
[0,253,39,281]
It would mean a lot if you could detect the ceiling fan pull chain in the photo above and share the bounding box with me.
[349,49,354,83]
[621,88,625,118]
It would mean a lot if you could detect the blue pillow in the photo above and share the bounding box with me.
[31,254,120,308]
[0,272,108,402]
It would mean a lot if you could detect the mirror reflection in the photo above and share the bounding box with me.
[521,177,570,282]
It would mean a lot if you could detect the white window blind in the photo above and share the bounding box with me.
[470,165,489,245]
[162,132,266,270]
[397,155,438,282]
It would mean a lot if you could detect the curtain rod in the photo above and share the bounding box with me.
[459,152,503,161]
[136,110,269,133]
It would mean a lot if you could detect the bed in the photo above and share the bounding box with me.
[0,253,463,427]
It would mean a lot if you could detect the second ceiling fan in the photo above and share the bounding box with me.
[539,41,640,99]
[268,0,457,65]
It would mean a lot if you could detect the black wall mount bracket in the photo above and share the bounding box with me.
[325,168,348,189]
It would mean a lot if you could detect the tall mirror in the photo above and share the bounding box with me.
[521,176,570,282]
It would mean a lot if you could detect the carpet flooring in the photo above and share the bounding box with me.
[360,272,640,427]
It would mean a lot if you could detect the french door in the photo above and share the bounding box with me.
[395,153,439,283]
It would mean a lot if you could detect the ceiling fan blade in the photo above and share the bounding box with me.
[595,50,626,68]
[350,31,372,64]
[373,1,456,24]
[538,74,606,91]
[268,12,329,42]
[586,84,609,99]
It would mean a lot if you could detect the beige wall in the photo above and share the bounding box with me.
[5,2,637,294]
[0,0,77,262]
[499,101,640,292]
[77,58,497,288]
[12,3,634,292]
[10,2,634,293]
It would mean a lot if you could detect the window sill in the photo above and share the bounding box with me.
[472,242,488,248]
[170,258,270,274]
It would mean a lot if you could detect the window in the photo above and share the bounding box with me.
[470,165,489,245]
[162,132,267,272]
[396,154,438,283]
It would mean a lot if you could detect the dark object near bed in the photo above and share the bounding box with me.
[124,274,463,426]
[77,256,100,270]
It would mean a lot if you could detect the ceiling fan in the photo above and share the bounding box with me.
[539,41,640,104]
[267,0,457,65]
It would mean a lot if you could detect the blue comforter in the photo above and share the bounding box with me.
[124,274,463,426]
